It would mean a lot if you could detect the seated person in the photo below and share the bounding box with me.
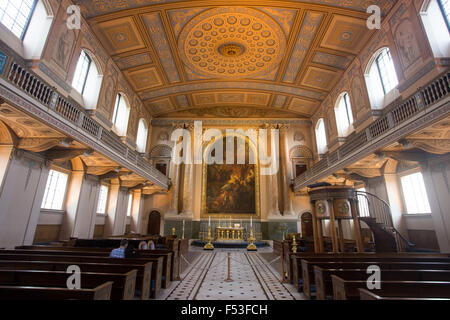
[138,241,148,250]
[109,239,128,258]
[147,240,155,250]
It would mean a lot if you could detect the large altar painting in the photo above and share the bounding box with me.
[206,164,256,214]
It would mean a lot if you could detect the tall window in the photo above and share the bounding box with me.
[400,171,432,214]
[112,93,130,136]
[315,118,327,155]
[41,170,68,210]
[375,48,398,94]
[126,193,133,216]
[72,50,92,95]
[335,92,354,137]
[0,0,37,39]
[356,187,370,216]
[438,0,450,29]
[96,185,109,214]
[136,119,148,153]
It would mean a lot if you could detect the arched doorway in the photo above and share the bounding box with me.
[301,212,313,238]
[147,211,161,235]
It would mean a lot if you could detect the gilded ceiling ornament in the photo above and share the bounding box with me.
[178,7,286,78]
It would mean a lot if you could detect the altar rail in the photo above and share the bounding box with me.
[294,70,450,191]
[0,48,169,190]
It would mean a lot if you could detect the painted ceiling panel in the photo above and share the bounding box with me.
[142,13,181,83]
[80,1,398,118]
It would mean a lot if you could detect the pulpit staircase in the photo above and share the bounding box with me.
[355,191,415,252]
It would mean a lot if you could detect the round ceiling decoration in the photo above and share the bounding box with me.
[178,7,286,78]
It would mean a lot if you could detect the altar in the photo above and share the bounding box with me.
[216,225,245,241]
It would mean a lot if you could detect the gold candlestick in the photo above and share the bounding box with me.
[204,226,214,250]
[171,227,176,236]
[247,227,257,251]
[292,235,298,253]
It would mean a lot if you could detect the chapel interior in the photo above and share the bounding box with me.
[0,0,449,301]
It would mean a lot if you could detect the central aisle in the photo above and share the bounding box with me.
[162,250,304,300]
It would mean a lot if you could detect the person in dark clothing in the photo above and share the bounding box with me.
[124,242,141,258]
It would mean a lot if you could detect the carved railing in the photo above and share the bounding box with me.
[0,55,169,190]
[356,191,414,252]
[294,71,450,190]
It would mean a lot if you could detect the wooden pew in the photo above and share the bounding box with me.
[0,250,172,296]
[301,260,450,299]
[0,269,135,300]
[291,254,450,291]
[314,267,450,300]
[290,253,450,288]
[358,288,450,300]
[0,281,113,300]
[0,253,162,298]
[0,260,152,300]
[331,276,450,300]
[13,246,173,288]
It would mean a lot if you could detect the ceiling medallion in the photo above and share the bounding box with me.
[218,43,245,57]
[178,7,286,78]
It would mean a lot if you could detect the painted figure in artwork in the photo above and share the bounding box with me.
[395,19,420,70]
[206,164,255,214]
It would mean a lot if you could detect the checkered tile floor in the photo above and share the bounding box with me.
[160,248,304,300]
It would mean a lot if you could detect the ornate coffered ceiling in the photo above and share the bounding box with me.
[76,0,396,118]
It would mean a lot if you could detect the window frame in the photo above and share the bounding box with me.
[136,118,149,153]
[343,93,353,126]
[398,168,432,215]
[126,193,133,217]
[72,50,92,95]
[334,92,354,137]
[112,93,122,127]
[111,93,130,136]
[96,184,109,215]
[375,48,398,95]
[438,0,450,32]
[41,168,70,211]
[0,0,38,40]
[315,118,328,155]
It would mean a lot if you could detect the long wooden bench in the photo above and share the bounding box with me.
[331,276,450,300]
[12,246,173,287]
[292,254,450,292]
[314,267,450,300]
[358,288,450,300]
[301,260,450,299]
[0,269,135,300]
[290,253,450,288]
[0,281,113,300]
[0,252,164,297]
[0,260,152,300]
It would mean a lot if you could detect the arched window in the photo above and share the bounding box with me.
[315,118,327,155]
[0,0,37,39]
[136,118,148,153]
[112,93,130,137]
[375,49,398,94]
[0,0,53,59]
[334,92,354,137]
[420,0,450,58]
[365,48,399,109]
[71,49,102,109]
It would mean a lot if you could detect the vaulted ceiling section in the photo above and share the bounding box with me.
[74,0,396,119]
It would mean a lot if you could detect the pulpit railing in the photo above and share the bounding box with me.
[356,191,414,252]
